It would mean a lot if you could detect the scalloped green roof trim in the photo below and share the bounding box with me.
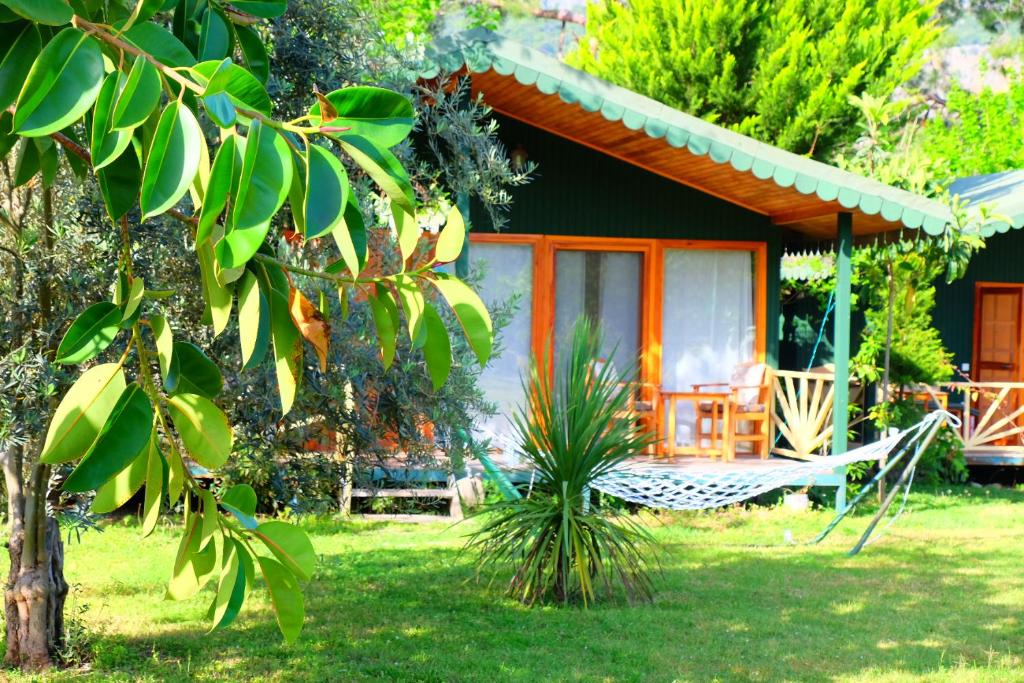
[424,29,955,235]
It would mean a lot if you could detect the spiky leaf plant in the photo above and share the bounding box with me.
[469,317,658,606]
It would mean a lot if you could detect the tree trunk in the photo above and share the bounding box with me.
[4,459,67,670]
[2,143,69,673]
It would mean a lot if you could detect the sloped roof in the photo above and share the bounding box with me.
[950,170,1024,237]
[423,29,953,239]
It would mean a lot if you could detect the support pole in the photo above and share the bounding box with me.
[454,191,471,278]
[832,212,853,510]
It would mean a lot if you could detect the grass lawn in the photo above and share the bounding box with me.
[6,486,1024,682]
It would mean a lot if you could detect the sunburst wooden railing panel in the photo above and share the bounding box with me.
[944,382,1024,452]
[772,369,835,460]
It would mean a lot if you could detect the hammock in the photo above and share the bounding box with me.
[592,411,953,511]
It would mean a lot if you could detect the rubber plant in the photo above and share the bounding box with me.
[0,0,491,669]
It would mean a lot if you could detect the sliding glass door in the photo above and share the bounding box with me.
[471,241,535,441]
[553,249,643,373]
[661,248,756,446]
[469,235,763,453]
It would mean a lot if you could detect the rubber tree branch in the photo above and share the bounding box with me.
[72,16,332,142]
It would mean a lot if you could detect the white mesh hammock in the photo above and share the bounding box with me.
[591,411,953,511]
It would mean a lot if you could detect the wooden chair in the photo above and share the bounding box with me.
[614,382,660,454]
[692,362,774,459]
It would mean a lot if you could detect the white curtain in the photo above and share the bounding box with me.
[471,243,534,445]
[661,249,755,446]
[554,250,642,373]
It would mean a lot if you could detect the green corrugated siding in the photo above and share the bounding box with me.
[934,229,1024,370]
[475,115,782,364]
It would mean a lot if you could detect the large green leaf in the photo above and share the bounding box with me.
[421,303,452,390]
[234,24,269,83]
[63,385,154,493]
[150,314,174,378]
[167,393,233,469]
[199,489,219,550]
[192,59,271,116]
[257,262,301,414]
[238,270,270,369]
[336,133,415,216]
[119,276,145,323]
[257,555,304,644]
[97,143,142,221]
[221,483,257,516]
[217,124,290,268]
[122,22,196,68]
[91,72,132,170]
[196,135,238,244]
[209,544,242,630]
[0,23,40,110]
[141,433,164,536]
[286,151,306,234]
[326,192,367,277]
[40,363,126,464]
[164,341,223,398]
[12,138,39,188]
[304,143,349,239]
[168,512,217,600]
[394,276,426,344]
[198,8,230,61]
[367,284,399,369]
[0,0,71,25]
[393,206,420,264]
[231,120,291,231]
[14,28,104,136]
[91,443,149,513]
[311,86,414,148]
[230,0,286,18]
[198,238,232,335]
[0,111,15,158]
[122,0,165,30]
[55,302,123,365]
[110,55,162,131]
[203,91,236,128]
[434,206,465,264]
[254,521,316,582]
[167,442,185,507]
[429,274,493,367]
[141,101,203,219]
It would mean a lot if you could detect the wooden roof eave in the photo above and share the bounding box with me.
[423,30,954,240]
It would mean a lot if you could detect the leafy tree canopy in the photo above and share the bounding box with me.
[0,0,495,661]
[568,0,943,157]
[920,70,1024,182]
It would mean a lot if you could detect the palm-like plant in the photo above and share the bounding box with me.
[469,317,658,605]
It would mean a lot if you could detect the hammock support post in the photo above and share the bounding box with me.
[846,416,945,556]
[809,415,945,546]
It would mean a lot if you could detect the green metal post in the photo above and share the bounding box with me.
[832,212,853,511]
[454,191,471,279]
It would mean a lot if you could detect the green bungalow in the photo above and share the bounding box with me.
[424,30,959,500]
[931,171,1024,465]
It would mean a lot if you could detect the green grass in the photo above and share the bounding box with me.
[8,486,1024,682]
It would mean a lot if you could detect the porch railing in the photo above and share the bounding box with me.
[942,382,1024,453]
[771,369,835,460]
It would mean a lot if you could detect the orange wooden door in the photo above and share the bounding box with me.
[973,285,1024,445]
[974,286,1024,383]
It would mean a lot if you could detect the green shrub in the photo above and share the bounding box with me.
[468,318,658,606]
